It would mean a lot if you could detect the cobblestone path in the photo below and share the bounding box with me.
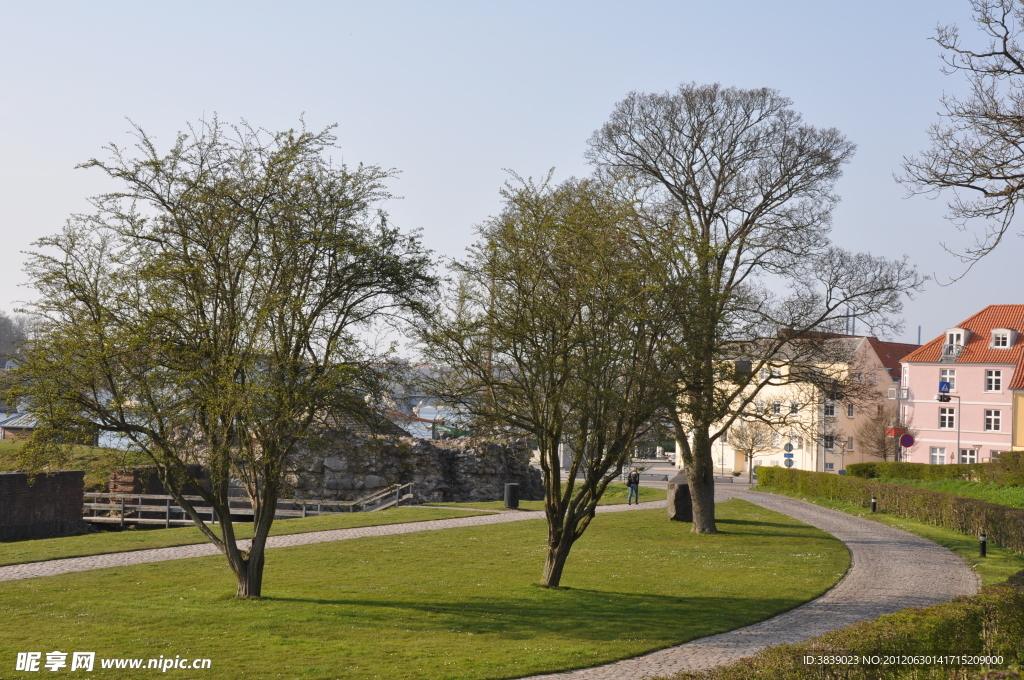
[521,487,979,680]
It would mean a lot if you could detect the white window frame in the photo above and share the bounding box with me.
[771,432,781,447]
[959,448,977,464]
[985,409,1002,432]
[846,436,854,450]
[824,401,835,418]
[823,435,835,450]
[939,407,955,429]
[772,400,781,415]
[824,462,835,471]
[790,401,799,414]
[986,369,1002,392]
[992,332,1009,348]
[930,446,946,465]
[846,403,855,418]
[940,368,956,392]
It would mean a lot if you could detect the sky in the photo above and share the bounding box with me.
[0,0,1018,346]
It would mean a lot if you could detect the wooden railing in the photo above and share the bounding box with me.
[82,483,415,528]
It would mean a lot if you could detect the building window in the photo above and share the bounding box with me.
[868,372,877,385]
[772,400,781,415]
[853,372,863,383]
[754,400,764,414]
[930,446,946,465]
[877,404,884,415]
[824,402,835,417]
[789,434,799,449]
[939,407,955,429]
[771,432,781,447]
[823,435,835,450]
[824,462,835,471]
[847,436,854,450]
[940,368,956,391]
[986,370,1002,392]
[985,409,1002,431]
[992,331,1010,348]
[959,448,977,464]
[846,403,855,418]
[790,401,799,414]
[759,368,770,381]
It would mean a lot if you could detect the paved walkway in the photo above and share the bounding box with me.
[0,489,980,680]
[522,487,979,680]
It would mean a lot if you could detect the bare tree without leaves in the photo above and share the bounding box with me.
[857,404,905,461]
[588,83,923,533]
[421,175,675,587]
[901,0,1024,272]
[7,119,435,597]
[727,419,774,482]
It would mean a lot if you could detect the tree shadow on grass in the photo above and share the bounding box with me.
[262,588,808,643]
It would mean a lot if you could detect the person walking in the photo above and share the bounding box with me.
[626,467,641,505]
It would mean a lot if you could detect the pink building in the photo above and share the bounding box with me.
[900,305,1024,464]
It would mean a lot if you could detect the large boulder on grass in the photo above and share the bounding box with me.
[667,472,693,522]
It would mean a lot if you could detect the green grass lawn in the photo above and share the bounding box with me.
[755,487,1024,585]
[427,482,667,511]
[874,476,1024,509]
[0,499,848,680]
[0,507,485,568]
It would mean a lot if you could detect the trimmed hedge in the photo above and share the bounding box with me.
[847,451,1024,487]
[670,579,1024,679]
[757,467,1024,555]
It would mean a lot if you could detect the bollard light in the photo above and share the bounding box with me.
[980,532,987,558]
[870,497,877,513]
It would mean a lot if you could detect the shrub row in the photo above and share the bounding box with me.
[670,577,1024,680]
[847,451,1024,487]
[756,467,1024,554]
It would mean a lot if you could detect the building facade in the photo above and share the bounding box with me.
[713,335,918,475]
[900,305,1024,464]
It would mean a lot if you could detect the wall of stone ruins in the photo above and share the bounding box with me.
[286,434,543,504]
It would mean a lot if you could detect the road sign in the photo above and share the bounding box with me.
[899,434,915,448]
[783,443,793,452]
[784,453,794,458]
[886,426,906,438]
[939,381,951,394]
[784,459,794,468]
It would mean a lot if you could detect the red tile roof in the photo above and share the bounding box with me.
[866,338,921,382]
[901,305,1024,388]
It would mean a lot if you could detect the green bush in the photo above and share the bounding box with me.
[757,468,1024,554]
[847,452,1024,487]
[670,580,1024,679]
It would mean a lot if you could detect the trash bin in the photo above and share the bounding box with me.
[504,483,520,509]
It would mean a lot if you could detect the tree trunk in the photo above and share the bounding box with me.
[235,551,265,598]
[687,430,718,534]
[541,538,572,587]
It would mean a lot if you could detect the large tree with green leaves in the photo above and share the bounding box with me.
[8,119,435,597]
[422,175,675,586]
[588,83,923,533]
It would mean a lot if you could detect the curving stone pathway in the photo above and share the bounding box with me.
[0,489,980,680]
[520,487,980,680]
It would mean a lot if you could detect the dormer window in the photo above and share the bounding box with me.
[990,328,1015,348]
[942,328,969,361]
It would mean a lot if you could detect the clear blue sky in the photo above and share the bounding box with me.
[1,0,1016,344]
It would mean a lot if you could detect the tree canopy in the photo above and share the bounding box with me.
[8,118,435,597]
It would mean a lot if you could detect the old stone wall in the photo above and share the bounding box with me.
[287,434,543,504]
[0,471,86,540]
